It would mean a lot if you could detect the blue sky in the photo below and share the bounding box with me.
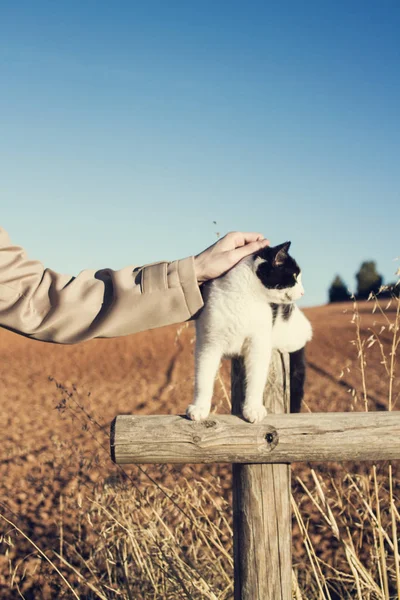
[1,1,399,307]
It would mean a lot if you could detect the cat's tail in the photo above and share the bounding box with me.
[289,347,306,413]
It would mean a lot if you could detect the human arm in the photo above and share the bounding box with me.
[0,227,268,344]
[0,226,204,343]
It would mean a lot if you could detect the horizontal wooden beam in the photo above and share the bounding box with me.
[111,412,400,464]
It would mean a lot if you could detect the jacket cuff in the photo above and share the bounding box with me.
[142,256,203,319]
[175,256,204,317]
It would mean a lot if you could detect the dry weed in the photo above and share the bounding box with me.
[1,271,399,599]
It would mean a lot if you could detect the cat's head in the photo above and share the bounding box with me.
[253,241,304,303]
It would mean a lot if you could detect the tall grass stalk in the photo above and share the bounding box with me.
[1,281,399,598]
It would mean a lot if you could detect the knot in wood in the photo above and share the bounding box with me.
[264,427,278,450]
[193,435,201,443]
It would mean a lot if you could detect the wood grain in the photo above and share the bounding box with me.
[110,348,400,599]
[232,350,291,600]
[111,410,400,464]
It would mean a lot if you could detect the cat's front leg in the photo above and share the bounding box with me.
[186,343,223,421]
[242,339,271,423]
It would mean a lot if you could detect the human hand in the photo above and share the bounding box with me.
[194,231,270,284]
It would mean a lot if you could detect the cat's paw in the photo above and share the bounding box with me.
[186,404,210,421]
[242,404,267,424]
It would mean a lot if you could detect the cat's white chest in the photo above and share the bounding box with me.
[209,298,270,356]
[196,264,273,356]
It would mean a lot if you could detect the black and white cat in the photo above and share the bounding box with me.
[186,242,312,423]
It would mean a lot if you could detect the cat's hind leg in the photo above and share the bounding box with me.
[242,338,272,423]
[289,347,306,413]
[186,342,223,421]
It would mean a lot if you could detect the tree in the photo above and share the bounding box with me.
[329,275,351,303]
[356,261,383,299]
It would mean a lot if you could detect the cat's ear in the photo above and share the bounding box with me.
[273,241,291,266]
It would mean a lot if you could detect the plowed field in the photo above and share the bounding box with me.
[0,301,399,598]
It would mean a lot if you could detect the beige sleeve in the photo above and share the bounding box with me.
[0,226,203,344]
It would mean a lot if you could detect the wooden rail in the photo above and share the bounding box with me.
[110,350,397,600]
[111,411,400,464]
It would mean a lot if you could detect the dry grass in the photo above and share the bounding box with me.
[0,283,399,598]
[291,290,400,599]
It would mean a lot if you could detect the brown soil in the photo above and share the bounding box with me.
[0,301,398,598]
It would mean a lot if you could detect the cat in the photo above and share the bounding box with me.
[186,242,312,423]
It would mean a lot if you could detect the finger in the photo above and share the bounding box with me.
[228,232,266,248]
[233,238,270,261]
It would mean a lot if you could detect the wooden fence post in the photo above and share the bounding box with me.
[231,350,291,600]
[112,367,400,596]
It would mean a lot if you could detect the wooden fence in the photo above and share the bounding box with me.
[110,350,400,600]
